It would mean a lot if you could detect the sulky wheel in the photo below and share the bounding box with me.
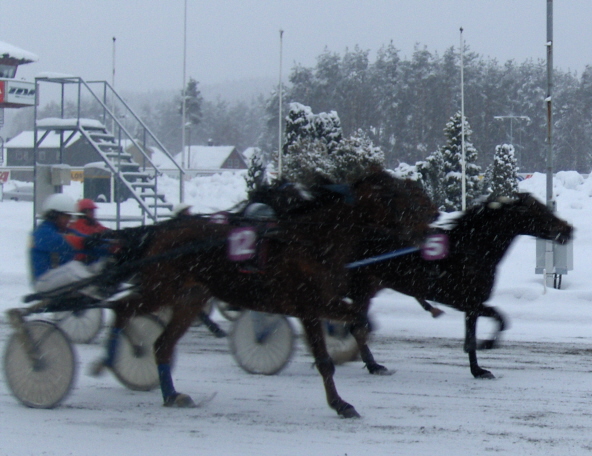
[4,320,76,409]
[228,311,295,375]
[215,298,243,321]
[322,321,360,365]
[53,308,104,344]
[111,314,165,391]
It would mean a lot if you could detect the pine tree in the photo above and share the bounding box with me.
[314,110,343,153]
[283,137,334,186]
[331,129,384,182]
[440,112,481,211]
[282,104,384,185]
[245,149,269,196]
[283,102,316,153]
[180,77,203,128]
[486,144,519,198]
[416,149,446,210]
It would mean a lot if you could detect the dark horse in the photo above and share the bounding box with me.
[101,169,438,418]
[346,193,573,379]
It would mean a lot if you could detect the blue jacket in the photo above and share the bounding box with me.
[30,220,77,279]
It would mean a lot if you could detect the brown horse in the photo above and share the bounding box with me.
[101,169,438,418]
[345,193,574,379]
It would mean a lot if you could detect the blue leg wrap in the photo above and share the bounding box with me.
[158,363,176,401]
[104,327,122,367]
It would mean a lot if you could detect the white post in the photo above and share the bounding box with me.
[278,29,284,180]
[460,27,466,211]
[111,37,116,133]
[180,0,187,202]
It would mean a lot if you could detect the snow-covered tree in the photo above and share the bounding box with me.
[281,105,384,185]
[283,102,343,154]
[179,77,203,128]
[330,129,384,182]
[416,149,446,210]
[283,102,316,152]
[245,149,270,195]
[314,110,343,153]
[440,112,481,211]
[282,137,335,186]
[485,144,519,198]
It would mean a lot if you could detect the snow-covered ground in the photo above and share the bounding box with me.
[2,171,592,455]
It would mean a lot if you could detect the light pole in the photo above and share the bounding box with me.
[111,37,116,133]
[185,121,192,170]
[180,0,187,202]
[278,29,284,180]
[493,115,531,166]
[460,27,466,211]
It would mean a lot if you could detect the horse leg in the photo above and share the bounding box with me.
[300,317,360,418]
[155,290,206,407]
[89,296,138,376]
[349,317,390,375]
[476,305,508,350]
[464,313,494,379]
[199,312,227,338]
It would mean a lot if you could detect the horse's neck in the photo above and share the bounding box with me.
[450,217,516,263]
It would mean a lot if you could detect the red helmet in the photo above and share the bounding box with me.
[77,198,98,211]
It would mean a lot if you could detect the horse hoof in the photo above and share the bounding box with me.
[164,393,196,408]
[88,359,110,377]
[367,364,392,375]
[340,406,361,419]
[475,371,495,379]
[478,340,497,350]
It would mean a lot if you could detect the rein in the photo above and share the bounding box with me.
[23,238,226,303]
[346,246,420,269]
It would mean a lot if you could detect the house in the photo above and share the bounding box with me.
[171,145,247,176]
[4,130,99,181]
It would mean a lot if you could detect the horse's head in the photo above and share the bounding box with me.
[352,169,439,247]
[487,193,573,244]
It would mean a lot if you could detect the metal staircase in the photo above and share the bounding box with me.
[33,76,184,225]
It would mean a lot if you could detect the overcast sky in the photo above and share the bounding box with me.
[1,0,591,95]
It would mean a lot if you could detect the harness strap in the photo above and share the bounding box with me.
[23,238,225,303]
[346,246,420,269]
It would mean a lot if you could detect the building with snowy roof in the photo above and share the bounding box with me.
[171,144,247,176]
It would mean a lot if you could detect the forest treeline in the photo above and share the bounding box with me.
[8,42,592,173]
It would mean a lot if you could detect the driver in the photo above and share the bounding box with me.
[30,193,110,297]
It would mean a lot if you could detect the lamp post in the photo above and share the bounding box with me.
[460,27,466,211]
[185,121,192,170]
[111,37,116,133]
[493,115,531,167]
[180,0,188,202]
[543,0,555,287]
[278,29,284,180]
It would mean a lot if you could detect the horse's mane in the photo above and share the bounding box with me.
[445,193,527,232]
[249,176,352,218]
[109,215,210,265]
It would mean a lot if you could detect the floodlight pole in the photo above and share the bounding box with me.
[546,0,554,211]
[111,37,116,133]
[493,115,531,166]
[278,29,284,180]
[460,27,466,211]
[180,0,187,202]
[544,0,555,287]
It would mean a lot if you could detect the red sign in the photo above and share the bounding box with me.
[0,171,10,183]
[0,79,36,107]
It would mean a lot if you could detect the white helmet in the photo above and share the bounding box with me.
[171,202,192,217]
[42,193,78,215]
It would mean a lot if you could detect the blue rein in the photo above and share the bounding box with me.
[346,246,420,269]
